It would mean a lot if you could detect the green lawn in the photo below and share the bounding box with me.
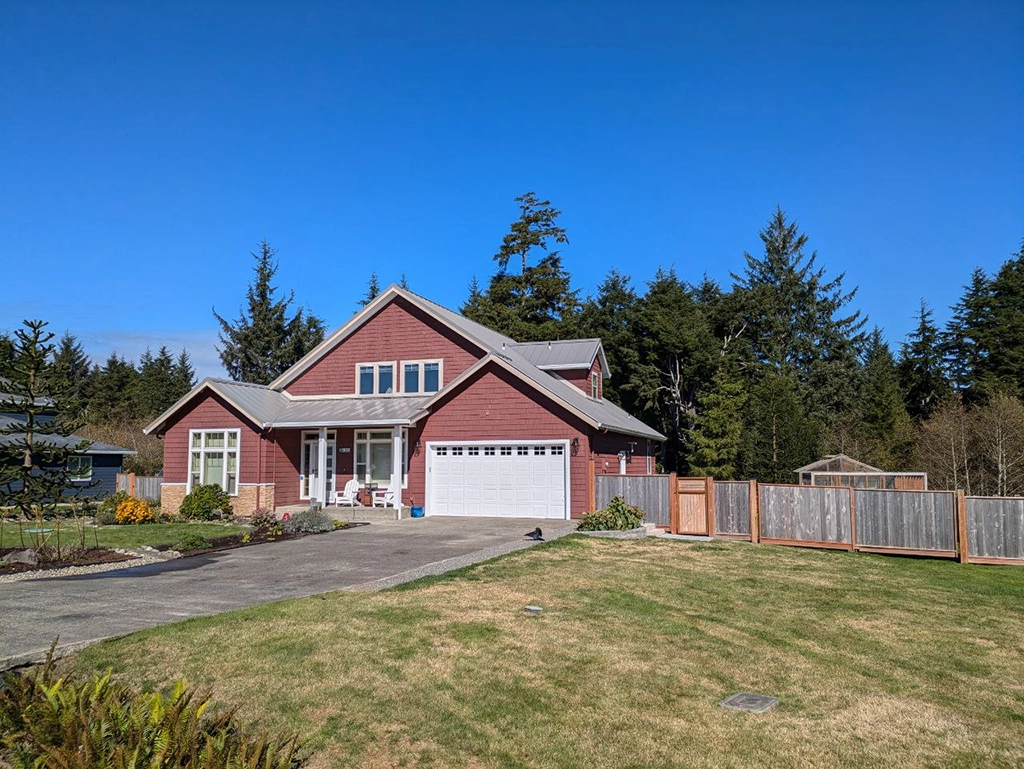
[1,521,248,549]
[69,537,1024,768]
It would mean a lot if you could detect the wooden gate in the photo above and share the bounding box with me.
[671,477,715,536]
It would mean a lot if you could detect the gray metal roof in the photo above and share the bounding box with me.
[510,339,604,370]
[271,395,433,427]
[0,415,136,455]
[148,287,664,441]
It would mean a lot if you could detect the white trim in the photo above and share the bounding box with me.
[424,439,571,520]
[400,358,443,394]
[187,428,241,496]
[270,419,416,428]
[353,428,409,488]
[286,393,427,401]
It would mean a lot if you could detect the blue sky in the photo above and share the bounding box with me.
[2,1,1022,379]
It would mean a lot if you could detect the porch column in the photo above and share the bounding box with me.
[317,426,328,505]
[391,425,403,518]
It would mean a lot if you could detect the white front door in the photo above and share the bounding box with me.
[301,434,336,501]
[426,441,569,519]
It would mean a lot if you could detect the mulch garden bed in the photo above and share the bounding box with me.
[0,547,134,575]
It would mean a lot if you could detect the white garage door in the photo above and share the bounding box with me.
[427,441,569,519]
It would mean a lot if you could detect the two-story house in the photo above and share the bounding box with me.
[145,286,664,519]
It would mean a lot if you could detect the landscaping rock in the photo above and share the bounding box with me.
[2,548,38,566]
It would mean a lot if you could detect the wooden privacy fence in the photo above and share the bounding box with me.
[593,473,672,527]
[115,473,162,501]
[594,473,1024,566]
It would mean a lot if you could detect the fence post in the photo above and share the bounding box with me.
[587,458,596,512]
[129,473,136,498]
[669,473,679,534]
[705,476,716,538]
[749,480,760,544]
[957,490,969,564]
[848,486,856,552]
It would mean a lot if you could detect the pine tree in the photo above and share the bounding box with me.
[360,271,381,307]
[0,320,93,522]
[214,240,326,384]
[172,349,195,396]
[88,354,140,424]
[49,331,92,411]
[857,328,913,469]
[984,240,1024,392]
[731,207,865,424]
[137,346,177,417]
[399,272,410,290]
[741,370,821,482]
[689,365,747,478]
[898,301,950,422]
[578,270,640,405]
[943,267,994,398]
[493,192,568,274]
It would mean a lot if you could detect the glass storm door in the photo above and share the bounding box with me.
[301,434,336,500]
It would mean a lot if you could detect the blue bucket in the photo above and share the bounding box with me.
[411,506,425,518]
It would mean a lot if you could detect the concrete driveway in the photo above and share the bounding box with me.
[0,517,574,669]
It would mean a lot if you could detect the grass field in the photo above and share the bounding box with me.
[1,521,249,549]
[70,537,1024,768]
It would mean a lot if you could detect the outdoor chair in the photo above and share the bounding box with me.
[372,480,399,508]
[334,478,360,507]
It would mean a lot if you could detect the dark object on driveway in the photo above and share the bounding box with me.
[524,527,544,541]
[720,692,779,713]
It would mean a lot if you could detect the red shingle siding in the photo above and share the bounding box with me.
[560,358,603,398]
[161,392,264,484]
[591,432,653,476]
[411,364,593,517]
[285,298,483,395]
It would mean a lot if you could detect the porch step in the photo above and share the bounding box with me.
[324,505,401,523]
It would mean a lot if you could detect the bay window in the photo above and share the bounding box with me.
[189,429,239,495]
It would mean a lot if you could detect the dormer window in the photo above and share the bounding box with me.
[357,362,396,395]
[591,372,600,399]
[402,360,442,394]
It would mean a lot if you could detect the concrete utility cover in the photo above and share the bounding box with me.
[720,692,779,713]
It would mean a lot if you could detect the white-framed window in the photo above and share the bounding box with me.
[356,362,397,395]
[67,455,93,481]
[354,429,408,487]
[401,359,442,394]
[188,429,239,495]
[591,372,599,399]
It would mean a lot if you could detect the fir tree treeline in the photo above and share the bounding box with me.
[466,194,1024,488]
[0,330,195,475]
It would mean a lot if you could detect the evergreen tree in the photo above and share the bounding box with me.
[943,267,994,397]
[689,364,747,478]
[493,192,568,273]
[137,346,177,417]
[360,271,381,307]
[731,207,865,424]
[49,331,93,411]
[857,328,913,469]
[629,269,719,472]
[741,371,821,482]
[0,332,14,379]
[172,349,196,396]
[399,272,410,290]
[88,353,140,424]
[214,240,326,385]
[465,193,579,342]
[898,301,950,422]
[0,320,93,521]
[984,240,1024,392]
[578,270,640,405]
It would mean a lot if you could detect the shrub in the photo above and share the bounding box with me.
[250,507,280,534]
[175,532,212,551]
[96,491,130,524]
[578,495,645,531]
[283,508,334,534]
[179,484,232,520]
[115,497,155,525]
[0,653,302,768]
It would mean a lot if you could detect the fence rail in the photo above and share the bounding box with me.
[594,474,672,527]
[115,473,162,501]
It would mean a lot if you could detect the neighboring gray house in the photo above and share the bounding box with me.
[0,402,135,499]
